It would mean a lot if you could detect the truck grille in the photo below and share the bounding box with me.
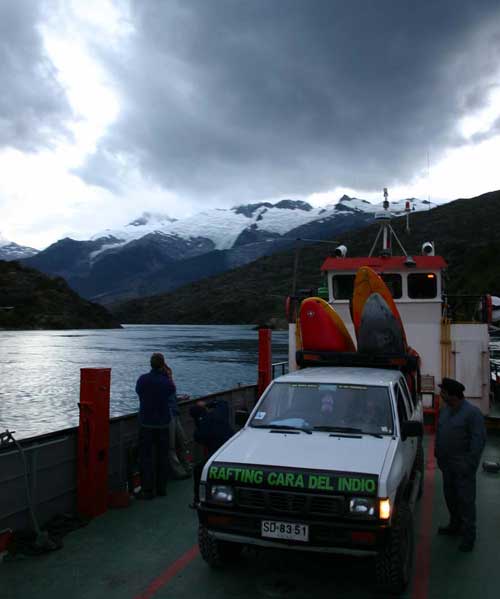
[235,488,345,517]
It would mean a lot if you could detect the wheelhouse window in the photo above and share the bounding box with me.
[250,382,394,435]
[332,275,355,300]
[381,274,402,299]
[408,273,438,299]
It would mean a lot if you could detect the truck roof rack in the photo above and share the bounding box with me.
[296,350,419,373]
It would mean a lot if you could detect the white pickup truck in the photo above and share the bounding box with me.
[197,365,424,595]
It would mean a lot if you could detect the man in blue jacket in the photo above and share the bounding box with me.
[435,377,486,552]
[135,353,177,499]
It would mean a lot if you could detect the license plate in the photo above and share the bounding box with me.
[261,520,309,542]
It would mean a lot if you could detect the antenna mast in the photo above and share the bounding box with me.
[369,188,415,265]
[405,199,411,233]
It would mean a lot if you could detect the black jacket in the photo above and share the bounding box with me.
[189,400,234,455]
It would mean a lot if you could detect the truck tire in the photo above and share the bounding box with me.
[414,441,425,500]
[375,501,414,595]
[198,525,242,568]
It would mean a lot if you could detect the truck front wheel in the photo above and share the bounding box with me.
[375,501,414,595]
[198,525,242,568]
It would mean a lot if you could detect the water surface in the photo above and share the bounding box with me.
[0,325,287,439]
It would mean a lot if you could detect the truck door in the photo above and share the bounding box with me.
[400,376,422,422]
[395,383,415,478]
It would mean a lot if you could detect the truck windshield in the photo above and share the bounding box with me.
[251,383,394,435]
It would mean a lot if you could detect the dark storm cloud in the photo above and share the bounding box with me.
[0,1,71,151]
[80,0,500,201]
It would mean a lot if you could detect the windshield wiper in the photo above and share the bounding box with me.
[313,425,384,439]
[252,424,312,434]
[361,431,384,439]
[313,425,363,434]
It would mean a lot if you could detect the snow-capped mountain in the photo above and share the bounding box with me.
[92,212,177,244]
[23,195,436,303]
[0,232,39,261]
[88,196,431,256]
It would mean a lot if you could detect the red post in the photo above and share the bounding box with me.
[77,368,111,518]
[258,328,272,398]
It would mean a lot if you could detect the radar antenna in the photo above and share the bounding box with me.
[368,188,415,266]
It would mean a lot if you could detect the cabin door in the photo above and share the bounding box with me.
[452,338,489,412]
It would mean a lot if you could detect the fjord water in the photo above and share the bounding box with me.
[0,325,288,439]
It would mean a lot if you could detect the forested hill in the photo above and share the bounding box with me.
[111,190,500,326]
[0,261,121,330]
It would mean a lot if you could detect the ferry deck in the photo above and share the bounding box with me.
[2,432,500,599]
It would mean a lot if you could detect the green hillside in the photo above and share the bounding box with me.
[111,190,500,326]
[0,260,121,330]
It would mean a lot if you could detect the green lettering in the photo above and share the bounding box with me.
[268,472,277,485]
[276,472,285,486]
[365,480,376,493]
[339,478,352,492]
[285,473,295,487]
[322,476,334,491]
[254,470,263,484]
[295,474,304,488]
[209,466,218,479]
[308,475,318,489]
[352,479,361,492]
[242,469,252,483]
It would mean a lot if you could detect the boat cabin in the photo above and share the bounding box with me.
[319,252,490,415]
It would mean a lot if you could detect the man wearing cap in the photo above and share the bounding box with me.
[435,377,487,551]
[135,353,177,499]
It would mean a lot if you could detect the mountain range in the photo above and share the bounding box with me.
[22,195,432,304]
[0,232,38,261]
[0,260,120,330]
[111,189,500,326]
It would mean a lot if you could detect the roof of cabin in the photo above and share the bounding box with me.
[321,255,447,272]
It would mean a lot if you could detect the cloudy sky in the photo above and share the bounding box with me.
[2,0,500,249]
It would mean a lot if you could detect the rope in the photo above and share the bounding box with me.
[1,429,89,561]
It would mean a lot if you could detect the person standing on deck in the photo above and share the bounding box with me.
[189,399,234,507]
[435,377,486,552]
[135,353,176,499]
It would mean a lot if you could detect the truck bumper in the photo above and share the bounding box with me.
[197,505,389,554]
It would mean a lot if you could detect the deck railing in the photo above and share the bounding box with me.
[271,361,288,379]
[0,384,258,535]
[442,294,491,323]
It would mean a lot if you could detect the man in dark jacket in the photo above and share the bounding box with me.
[189,399,234,506]
[135,353,176,499]
[435,377,487,551]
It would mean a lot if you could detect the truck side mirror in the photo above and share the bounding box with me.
[235,409,250,427]
[401,420,423,440]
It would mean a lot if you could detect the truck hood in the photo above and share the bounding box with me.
[213,428,393,476]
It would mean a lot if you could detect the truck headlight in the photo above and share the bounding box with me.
[379,498,391,520]
[349,497,376,517]
[210,485,234,504]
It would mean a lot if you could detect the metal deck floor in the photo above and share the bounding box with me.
[2,434,500,599]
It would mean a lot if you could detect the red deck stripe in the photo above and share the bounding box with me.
[135,544,200,599]
[412,435,436,599]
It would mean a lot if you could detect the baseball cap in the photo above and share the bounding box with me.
[439,377,465,396]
